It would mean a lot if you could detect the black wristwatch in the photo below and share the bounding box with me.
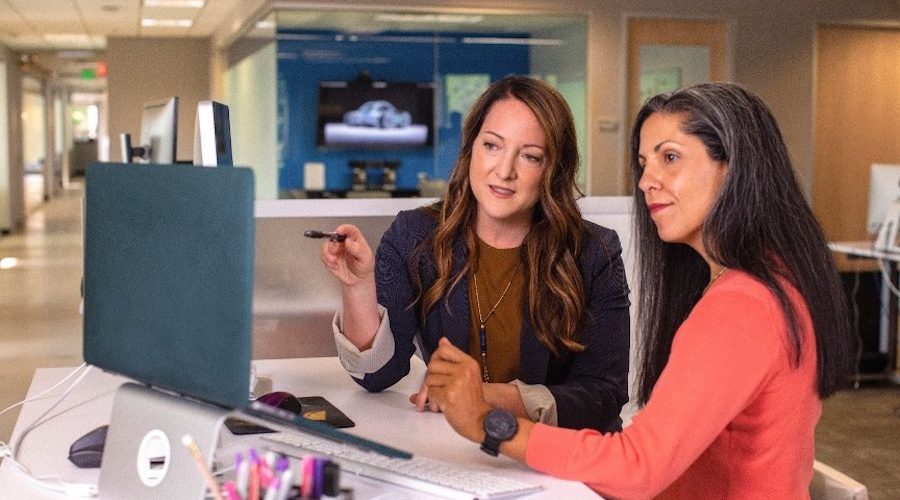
[480,409,518,456]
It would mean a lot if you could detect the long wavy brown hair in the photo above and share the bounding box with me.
[414,75,586,355]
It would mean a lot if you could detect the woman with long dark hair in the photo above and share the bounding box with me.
[320,75,630,432]
[424,82,855,498]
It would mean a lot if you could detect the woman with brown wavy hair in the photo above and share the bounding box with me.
[320,75,630,431]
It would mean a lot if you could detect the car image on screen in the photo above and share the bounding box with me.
[343,100,412,129]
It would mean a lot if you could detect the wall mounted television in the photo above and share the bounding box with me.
[316,79,434,149]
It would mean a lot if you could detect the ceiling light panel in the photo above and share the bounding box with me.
[9,34,106,51]
[141,18,194,28]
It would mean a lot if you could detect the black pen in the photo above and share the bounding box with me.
[304,230,347,242]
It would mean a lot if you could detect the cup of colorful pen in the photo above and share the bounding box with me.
[224,448,342,500]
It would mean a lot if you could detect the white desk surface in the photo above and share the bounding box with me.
[0,357,597,499]
[828,240,900,262]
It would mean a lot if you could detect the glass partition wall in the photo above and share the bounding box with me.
[225,8,587,200]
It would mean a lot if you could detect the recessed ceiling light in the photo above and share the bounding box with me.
[141,18,194,28]
[143,0,205,7]
[0,257,19,269]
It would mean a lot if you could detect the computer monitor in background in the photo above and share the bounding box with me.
[868,164,900,252]
[193,100,233,167]
[119,97,179,163]
[867,164,900,234]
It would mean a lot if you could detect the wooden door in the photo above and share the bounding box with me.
[625,18,728,191]
[813,25,900,272]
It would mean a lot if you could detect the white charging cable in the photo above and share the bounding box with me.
[0,363,90,420]
[0,363,98,497]
[877,257,900,298]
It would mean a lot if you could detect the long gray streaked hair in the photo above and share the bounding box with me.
[630,82,854,405]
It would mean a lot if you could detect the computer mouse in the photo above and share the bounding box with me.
[68,424,108,469]
[256,391,303,416]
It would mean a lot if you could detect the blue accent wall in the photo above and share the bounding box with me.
[276,31,530,192]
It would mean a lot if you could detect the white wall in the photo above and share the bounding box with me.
[1,43,24,233]
[225,41,278,200]
[0,61,9,231]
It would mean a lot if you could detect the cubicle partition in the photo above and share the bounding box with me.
[253,196,637,412]
[253,198,435,359]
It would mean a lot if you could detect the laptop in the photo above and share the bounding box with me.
[83,162,407,499]
[84,162,255,410]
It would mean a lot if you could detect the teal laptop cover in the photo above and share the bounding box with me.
[83,162,255,409]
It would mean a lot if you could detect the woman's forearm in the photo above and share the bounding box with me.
[483,382,530,419]
[340,278,381,351]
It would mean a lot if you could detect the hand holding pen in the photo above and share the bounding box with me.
[316,224,376,288]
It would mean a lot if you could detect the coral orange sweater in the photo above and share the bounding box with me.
[526,271,820,499]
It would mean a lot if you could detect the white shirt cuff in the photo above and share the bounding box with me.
[332,304,395,378]
[511,379,558,426]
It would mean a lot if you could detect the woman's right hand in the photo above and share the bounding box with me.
[319,224,375,287]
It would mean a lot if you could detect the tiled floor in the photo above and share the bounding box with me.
[0,181,85,448]
[1,184,899,497]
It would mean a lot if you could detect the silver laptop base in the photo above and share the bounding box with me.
[99,382,229,500]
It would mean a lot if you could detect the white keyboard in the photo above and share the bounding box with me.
[261,431,542,499]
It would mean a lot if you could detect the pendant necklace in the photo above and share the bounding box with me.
[703,267,728,295]
[473,261,521,383]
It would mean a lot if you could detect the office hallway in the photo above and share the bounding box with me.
[0,184,899,497]
[0,183,84,446]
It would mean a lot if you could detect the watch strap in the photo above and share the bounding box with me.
[480,436,502,456]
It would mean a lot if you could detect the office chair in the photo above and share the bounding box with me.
[810,460,869,500]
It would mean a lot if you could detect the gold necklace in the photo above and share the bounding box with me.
[473,262,520,383]
[703,267,728,295]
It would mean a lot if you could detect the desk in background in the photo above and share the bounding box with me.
[0,357,596,499]
[828,241,900,383]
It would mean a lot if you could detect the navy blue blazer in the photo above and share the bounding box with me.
[357,208,631,432]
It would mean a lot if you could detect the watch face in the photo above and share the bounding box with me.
[484,409,517,440]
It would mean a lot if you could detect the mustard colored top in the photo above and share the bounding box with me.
[466,238,525,383]
[333,208,631,432]
[526,271,820,499]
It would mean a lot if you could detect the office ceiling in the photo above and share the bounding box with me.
[0,0,243,51]
[1,1,585,91]
[1,1,585,53]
